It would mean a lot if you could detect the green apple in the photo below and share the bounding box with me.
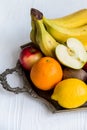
[55,38,87,69]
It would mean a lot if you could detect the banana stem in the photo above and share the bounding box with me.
[31,8,43,20]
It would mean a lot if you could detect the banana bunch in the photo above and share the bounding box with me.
[30,8,87,58]
[30,8,59,57]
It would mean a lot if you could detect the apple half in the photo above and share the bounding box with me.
[55,38,87,69]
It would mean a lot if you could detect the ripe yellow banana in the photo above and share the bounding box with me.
[43,17,87,50]
[35,19,59,57]
[48,9,87,28]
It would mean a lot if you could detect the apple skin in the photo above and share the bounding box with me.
[83,62,87,72]
[19,46,43,70]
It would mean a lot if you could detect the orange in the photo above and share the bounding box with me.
[30,57,63,90]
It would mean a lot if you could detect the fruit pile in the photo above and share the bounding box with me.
[19,8,87,109]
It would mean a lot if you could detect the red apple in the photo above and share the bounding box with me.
[19,45,43,70]
[83,62,87,72]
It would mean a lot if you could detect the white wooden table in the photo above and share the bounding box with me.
[0,0,87,129]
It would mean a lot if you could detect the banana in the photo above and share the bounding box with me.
[43,17,87,50]
[48,9,87,28]
[30,19,36,43]
[35,19,59,57]
[30,8,43,45]
[30,11,38,45]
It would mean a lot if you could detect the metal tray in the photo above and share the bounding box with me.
[0,43,87,113]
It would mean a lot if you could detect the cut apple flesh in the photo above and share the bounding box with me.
[55,38,87,69]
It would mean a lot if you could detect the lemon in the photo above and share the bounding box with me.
[51,78,87,109]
